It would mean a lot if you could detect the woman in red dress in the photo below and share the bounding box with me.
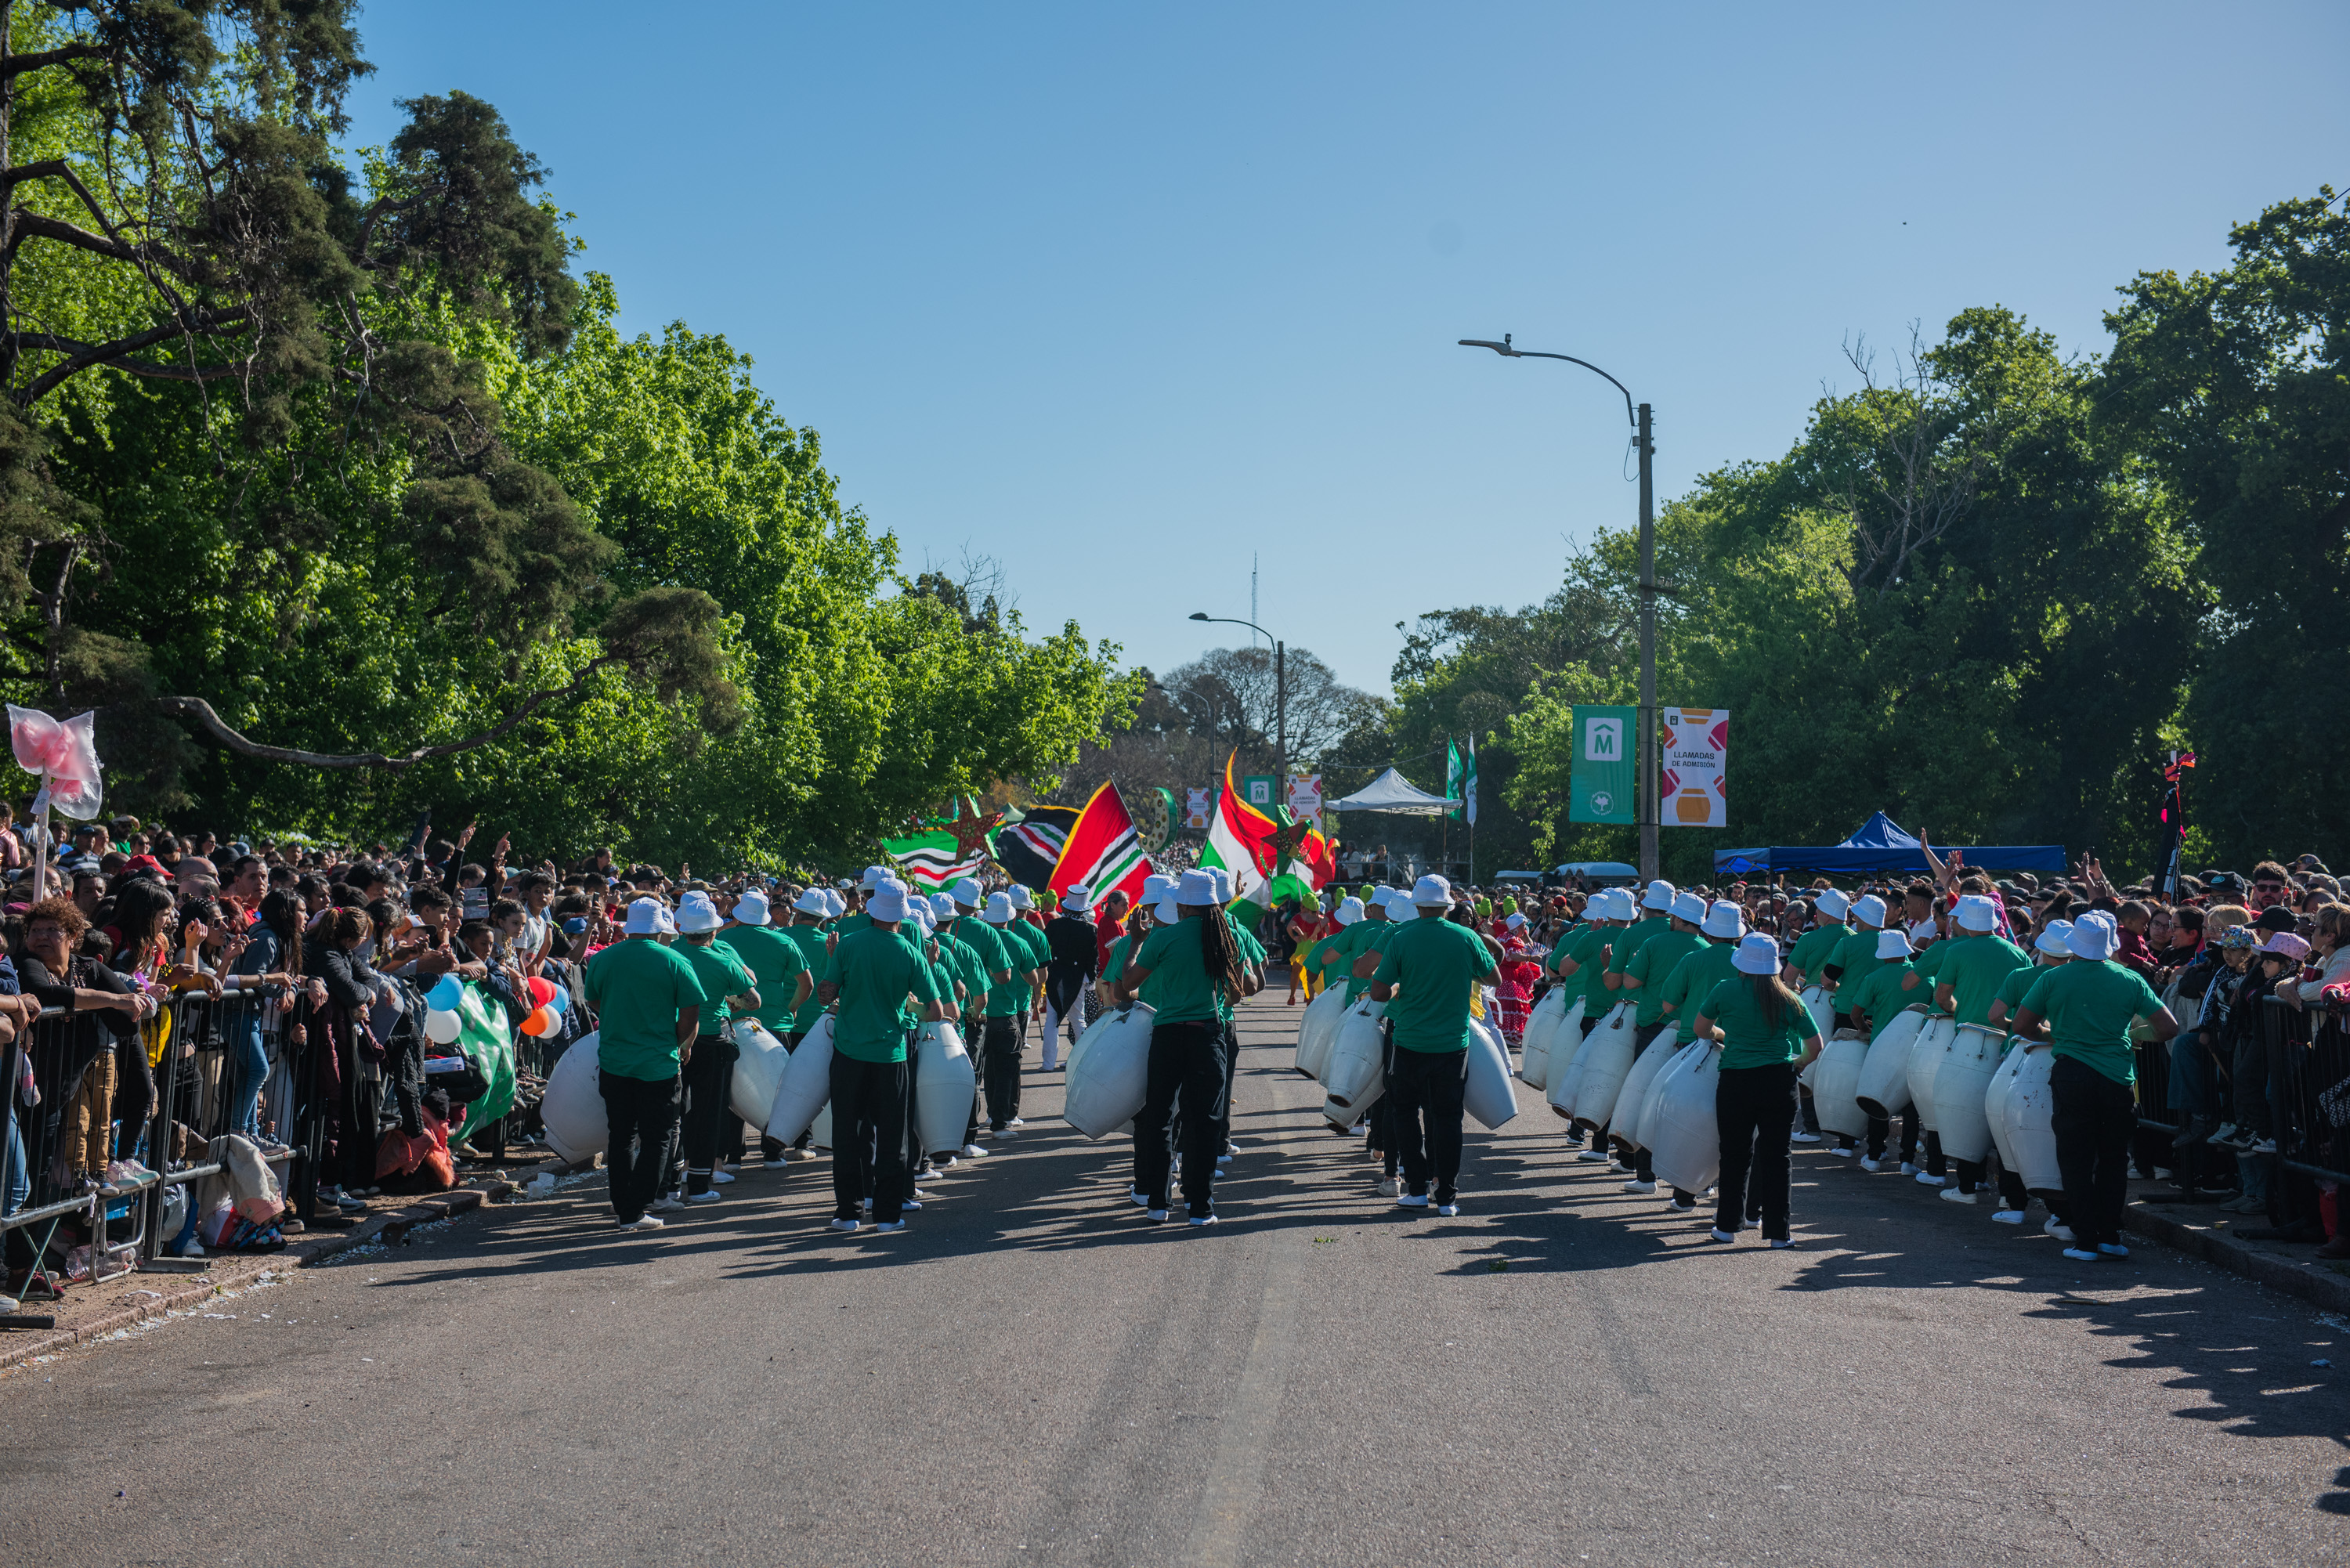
[1491,911,1542,1044]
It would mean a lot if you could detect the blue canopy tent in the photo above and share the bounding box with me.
[1714,812,2066,877]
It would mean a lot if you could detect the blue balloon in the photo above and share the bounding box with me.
[546,985,569,1015]
[426,974,464,1012]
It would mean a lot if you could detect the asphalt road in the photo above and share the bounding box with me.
[4,993,2346,1567]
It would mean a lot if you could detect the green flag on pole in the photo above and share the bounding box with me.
[453,979,518,1143]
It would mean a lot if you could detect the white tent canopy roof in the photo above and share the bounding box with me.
[1328,768,1459,815]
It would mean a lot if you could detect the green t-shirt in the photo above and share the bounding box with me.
[1372,915,1499,1053]
[836,911,873,938]
[1624,928,1705,1028]
[819,927,940,1064]
[1845,957,1919,1042]
[1551,924,1610,1008]
[1935,932,2032,1027]
[1133,918,1231,1026]
[1788,923,1848,987]
[1911,940,1951,981]
[1309,923,1357,988]
[1607,915,1672,978]
[935,930,985,1014]
[1658,940,1740,1021]
[1698,976,1821,1071]
[779,924,832,1034]
[977,919,1036,1013]
[1993,963,2043,1028]
[584,938,705,1082]
[676,937,757,1031]
[725,923,811,1035]
[2019,959,2163,1085]
[1231,922,1266,974]
[1828,928,1886,997]
[1102,931,1137,989]
[1007,919,1050,976]
[951,920,1021,1017]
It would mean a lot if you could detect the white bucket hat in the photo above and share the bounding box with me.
[1814,889,1850,920]
[623,898,667,937]
[1642,880,1676,912]
[1206,866,1235,904]
[732,889,772,927]
[1411,874,1452,908]
[1701,900,1746,940]
[949,878,985,909]
[1141,873,1175,905]
[1009,886,1036,910]
[819,889,845,918]
[1670,891,1707,924]
[1334,896,1365,927]
[675,892,722,934]
[868,885,909,923]
[2035,919,2074,958]
[983,891,1015,924]
[859,865,890,892]
[1177,869,1219,906]
[1850,894,1888,930]
[1954,894,1998,933]
[1875,927,1913,959]
[1732,933,1781,975]
[2067,912,2119,961]
[930,893,957,921]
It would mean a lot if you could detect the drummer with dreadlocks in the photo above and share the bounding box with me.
[1114,869,1252,1227]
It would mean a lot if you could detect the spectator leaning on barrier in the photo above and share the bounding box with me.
[16,897,157,1196]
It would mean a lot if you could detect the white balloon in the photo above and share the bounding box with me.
[424,1008,463,1044]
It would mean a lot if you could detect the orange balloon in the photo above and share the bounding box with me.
[522,1006,556,1037]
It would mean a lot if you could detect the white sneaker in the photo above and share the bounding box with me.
[1938,1187,1976,1205]
[995,1127,1019,1140]
[710,1169,736,1185]
[1436,1200,1460,1217]
[1709,1227,1738,1243]
[1146,1208,1169,1222]
[1768,1237,1795,1249]
[1900,1162,1922,1176]
[1859,1157,1886,1172]
[1916,1169,1947,1187]
[1217,1152,1234,1165]
[1577,1148,1612,1162]
[1991,1209,2026,1224]
[649,1195,685,1213]
[1833,1145,1857,1158]
[873,1219,907,1234]
[1187,1212,1218,1227]
[1622,1178,1657,1194]
[861,1197,873,1212]
[1130,1187,1151,1208]
[827,1217,861,1234]
[2096,1241,2129,1259]
[685,1190,722,1205]
[1667,1197,1696,1212]
[2045,1220,2077,1243]
[1007,1118,1027,1129]
[1397,1192,1430,1209]
[2061,1246,2102,1263]
[617,1215,663,1231]
[961,1143,988,1158]
[1376,1176,1401,1197]
[1791,1131,1823,1143]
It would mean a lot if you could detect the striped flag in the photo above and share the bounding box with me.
[1049,782,1154,907]
[880,827,985,888]
[990,805,1079,891]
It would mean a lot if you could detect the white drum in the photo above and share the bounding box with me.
[915,1021,978,1157]
[1465,1018,1519,1131]
[1933,1022,2004,1165]
[1610,1024,1682,1149]
[808,1100,833,1151]
[1798,984,1834,1046]
[1983,1039,2024,1176]
[1571,1010,1644,1129]
[765,1013,835,1144]
[1542,1010,1596,1120]
[540,1030,606,1164]
[1065,1003,1155,1140]
[1906,1016,1958,1133]
[725,1018,792,1127]
[1854,1009,1927,1121]
[1552,1002,1632,1122]
[1650,1043,1726,1196]
[1635,1038,1708,1151]
[2001,1044,2062,1192]
[1808,1031,1871,1138]
[1323,999,1388,1113]
[1517,989,1568,1089]
[1295,985,1349,1082]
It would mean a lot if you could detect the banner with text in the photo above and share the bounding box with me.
[1661,707,1729,827]
[1184,788,1215,830]
[1567,705,1636,825]
[1287,773,1323,830]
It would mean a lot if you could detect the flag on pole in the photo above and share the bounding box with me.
[1199,750,1334,911]
[1445,740,1465,822]
[1049,782,1155,907]
[880,827,985,888]
[990,805,1079,891]
[1462,738,1477,827]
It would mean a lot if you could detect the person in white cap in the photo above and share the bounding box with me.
[1003,885,1051,1035]
[1690,932,1822,1247]
[2011,911,2178,1263]
[1202,864,1266,1162]
[1842,924,1925,1173]
[670,891,761,1205]
[1299,896,1366,1028]
[1038,886,1099,1071]
[1985,919,2076,1226]
[584,898,706,1231]
[1322,886,1397,1008]
[977,891,1040,1135]
[1788,889,1852,994]
[1366,875,1499,1216]
[1601,880,1679,1003]
[1629,899,1750,1198]
[815,882,947,1233]
[941,883,1016,1154]
[719,887,812,1165]
[1924,892,2032,1201]
[1542,889,1624,1106]
[1602,891,1708,1164]
[1115,868,1253,1224]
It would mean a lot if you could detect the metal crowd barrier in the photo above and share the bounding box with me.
[2129,997,2350,1219]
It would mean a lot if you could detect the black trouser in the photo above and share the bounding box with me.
[680,1034,739,1194]
[964,1014,986,1145]
[830,1053,910,1224]
[1132,1021,1229,1215]
[1386,1042,1469,1199]
[600,1070,681,1223]
[982,1016,1021,1129]
[1716,1060,1798,1241]
[2052,1055,2135,1248]
[1216,1019,1239,1153]
[1865,1109,1926,1162]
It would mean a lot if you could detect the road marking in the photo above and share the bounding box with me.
[1181,1227,1304,1568]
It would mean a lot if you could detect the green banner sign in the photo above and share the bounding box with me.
[1567,704,1636,824]
[1240,773,1278,811]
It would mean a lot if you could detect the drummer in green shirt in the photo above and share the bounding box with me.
[1821,892,1892,1006]
[1625,898,1748,1198]
[1839,925,1929,1174]
[1601,890,1706,1166]
[2013,912,2177,1261]
[1691,933,1823,1248]
[672,891,760,1204]
[1787,889,1852,994]
[1603,880,1679,1006]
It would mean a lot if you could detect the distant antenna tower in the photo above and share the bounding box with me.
[1251,554,1260,649]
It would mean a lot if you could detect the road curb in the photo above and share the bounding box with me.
[0,1177,519,1375]
[2127,1198,2350,1316]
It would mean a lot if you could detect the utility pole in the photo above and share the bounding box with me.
[1275,638,1286,783]
[1636,403,1657,883]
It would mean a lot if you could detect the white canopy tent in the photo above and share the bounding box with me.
[1327,768,1458,816]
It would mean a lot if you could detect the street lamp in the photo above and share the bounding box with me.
[1459,333,1660,882]
[1188,611,1285,780]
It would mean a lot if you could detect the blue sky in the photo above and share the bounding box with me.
[347,2,2348,696]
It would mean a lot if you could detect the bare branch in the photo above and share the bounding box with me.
[14,310,254,400]
[157,658,625,771]
[5,208,193,278]
[0,42,110,80]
